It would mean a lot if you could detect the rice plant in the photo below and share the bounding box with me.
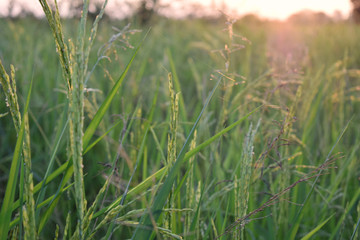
[0,1,359,239]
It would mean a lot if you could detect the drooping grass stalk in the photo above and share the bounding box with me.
[0,61,34,239]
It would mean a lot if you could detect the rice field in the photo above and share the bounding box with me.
[0,2,360,239]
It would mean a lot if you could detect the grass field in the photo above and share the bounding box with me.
[0,2,360,239]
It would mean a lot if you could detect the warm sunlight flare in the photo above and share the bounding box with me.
[202,0,352,19]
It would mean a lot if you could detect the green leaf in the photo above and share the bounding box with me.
[35,117,68,219]
[0,78,32,239]
[18,36,145,233]
[82,36,145,149]
[92,167,168,219]
[131,77,222,239]
[83,119,123,154]
[289,119,351,240]
[10,183,74,228]
[92,104,260,222]
[300,214,334,240]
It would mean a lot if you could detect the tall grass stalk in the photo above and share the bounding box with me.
[0,61,36,239]
[37,0,109,236]
[235,120,260,239]
[0,61,34,239]
[165,72,179,232]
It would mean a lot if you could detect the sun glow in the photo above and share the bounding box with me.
[206,0,352,20]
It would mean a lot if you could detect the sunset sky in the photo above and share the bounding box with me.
[212,0,352,20]
[0,0,353,20]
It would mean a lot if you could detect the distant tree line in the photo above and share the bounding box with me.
[1,0,360,24]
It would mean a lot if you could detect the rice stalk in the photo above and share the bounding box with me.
[37,0,110,236]
[0,61,36,239]
[54,224,59,240]
[165,72,179,232]
[237,121,260,239]
[166,49,187,122]
[63,212,71,240]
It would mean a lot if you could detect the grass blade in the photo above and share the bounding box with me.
[35,119,68,217]
[300,214,334,240]
[92,167,168,219]
[105,87,159,238]
[89,89,260,226]
[289,119,352,239]
[83,119,123,154]
[131,76,222,239]
[0,77,33,239]
[183,106,262,162]
[329,188,360,240]
[10,182,74,228]
[83,35,146,149]
[351,216,360,240]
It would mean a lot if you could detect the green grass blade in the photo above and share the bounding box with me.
[189,185,204,236]
[38,162,73,233]
[10,183,74,228]
[182,105,262,163]
[0,77,32,239]
[12,111,124,213]
[83,119,123,154]
[92,103,259,222]
[30,36,145,234]
[300,214,334,240]
[83,36,145,149]
[329,188,360,240]
[35,119,68,217]
[92,167,168,219]
[351,216,360,240]
[12,162,69,211]
[289,119,351,239]
[105,87,159,238]
[104,125,151,239]
[18,145,25,239]
[120,82,159,206]
[131,77,222,239]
